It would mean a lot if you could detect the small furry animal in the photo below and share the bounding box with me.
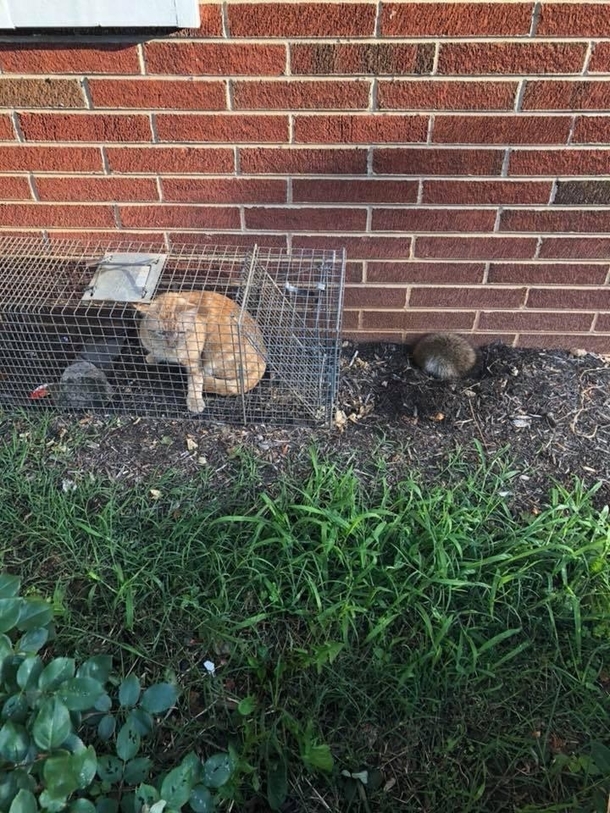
[135,291,267,414]
[412,333,477,380]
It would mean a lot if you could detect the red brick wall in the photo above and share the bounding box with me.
[0,1,609,350]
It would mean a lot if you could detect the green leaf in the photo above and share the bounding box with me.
[116,720,141,762]
[32,697,71,751]
[188,786,213,813]
[70,801,96,813]
[139,684,177,715]
[0,576,20,599]
[266,753,287,812]
[97,715,116,741]
[128,709,153,737]
[591,741,610,775]
[134,784,158,813]
[39,658,75,691]
[17,600,53,632]
[0,722,29,763]
[95,800,118,813]
[201,753,233,789]
[58,678,105,712]
[73,746,97,789]
[237,696,256,716]
[2,695,29,724]
[0,599,23,634]
[77,656,112,685]
[118,675,140,709]
[8,789,37,813]
[123,759,152,786]
[148,803,165,813]
[302,742,334,773]
[42,753,81,801]
[17,628,49,655]
[160,755,200,809]
[94,694,112,713]
[16,656,43,691]
[97,756,123,784]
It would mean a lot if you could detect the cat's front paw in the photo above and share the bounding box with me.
[145,353,157,365]
[187,395,206,414]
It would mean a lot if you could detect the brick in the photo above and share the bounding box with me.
[0,78,84,109]
[293,235,410,259]
[554,181,610,206]
[228,3,377,37]
[346,262,364,284]
[144,42,286,76]
[245,206,366,231]
[344,286,407,308]
[527,288,610,311]
[415,236,537,259]
[120,206,240,229]
[501,210,610,234]
[363,310,476,331]
[0,177,32,200]
[374,147,503,176]
[0,204,114,228]
[341,311,360,330]
[240,148,367,174]
[36,177,159,202]
[538,4,610,37]
[169,232,289,250]
[573,117,610,144]
[516,334,610,352]
[294,114,427,144]
[157,114,288,143]
[379,80,516,111]
[233,80,370,111]
[343,330,404,342]
[0,116,15,141]
[291,43,434,76]
[438,43,586,76]
[411,286,526,309]
[89,79,226,111]
[433,116,572,145]
[509,149,610,176]
[523,81,610,111]
[172,4,223,37]
[293,179,417,204]
[595,314,610,332]
[479,311,593,332]
[423,180,551,205]
[589,43,610,73]
[371,208,495,232]
[106,146,233,174]
[367,261,485,284]
[19,113,152,143]
[381,3,532,36]
[0,146,102,172]
[0,43,139,74]
[539,238,610,260]
[162,178,286,203]
[50,230,167,244]
[488,263,608,285]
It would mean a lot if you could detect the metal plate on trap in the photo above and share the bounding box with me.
[81,253,167,303]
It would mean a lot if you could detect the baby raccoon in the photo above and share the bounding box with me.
[412,333,477,380]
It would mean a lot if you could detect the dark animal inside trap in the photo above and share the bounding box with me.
[0,237,345,425]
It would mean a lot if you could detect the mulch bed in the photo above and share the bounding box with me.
[7,340,607,512]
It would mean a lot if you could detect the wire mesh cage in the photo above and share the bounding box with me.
[0,236,345,425]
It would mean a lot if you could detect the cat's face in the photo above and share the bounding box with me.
[136,297,199,349]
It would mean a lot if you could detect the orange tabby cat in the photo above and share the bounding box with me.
[135,291,267,414]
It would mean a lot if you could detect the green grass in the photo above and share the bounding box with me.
[1,419,610,811]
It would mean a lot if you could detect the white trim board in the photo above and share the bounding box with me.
[0,0,200,28]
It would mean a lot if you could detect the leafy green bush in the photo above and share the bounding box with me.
[0,575,234,813]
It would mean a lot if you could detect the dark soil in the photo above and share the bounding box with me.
[6,341,608,511]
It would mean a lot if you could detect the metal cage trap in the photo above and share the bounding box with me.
[0,236,345,425]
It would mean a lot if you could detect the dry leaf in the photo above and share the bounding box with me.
[429,412,445,422]
[149,489,162,500]
[334,409,347,432]
[569,348,587,358]
[186,435,198,452]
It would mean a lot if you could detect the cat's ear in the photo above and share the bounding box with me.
[132,302,150,313]
[182,306,200,321]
